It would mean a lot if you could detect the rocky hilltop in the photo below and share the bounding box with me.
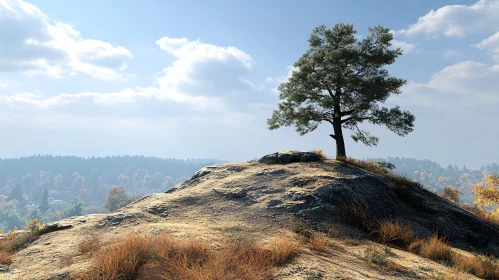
[2,151,498,279]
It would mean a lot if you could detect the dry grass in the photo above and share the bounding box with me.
[408,234,452,264]
[0,251,13,265]
[78,235,103,256]
[269,234,298,265]
[339,202,374,232]
[0,231,38,253]
[451,253,499,279]
[377,220,416,247]
[337,157,391,175]
[442,269,467,280]
[75,232,298,280]
[311,149,328,160]
[81,234,151,279]
[308,233,329,253]
[0,219,47,254]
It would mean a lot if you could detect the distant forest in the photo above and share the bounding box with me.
[1,155,498,232]
[0,155,223,232]
[374,157,499,204]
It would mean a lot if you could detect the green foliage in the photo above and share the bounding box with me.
[30,207,40,220]
[39,189,50,213]
[7,183,26,206]
[104,186,129,212]
[63,198,84,217]
[0,155,221,232]
[268,23,414,158]
[0,200,25,232]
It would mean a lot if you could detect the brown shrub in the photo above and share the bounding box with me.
[78,235,103,256]
[308,233,329,253]
[377,220,416,247]
[77,232,297,280]
[0,251,13,265]
[452,253,499,280]
[408,234,452,264]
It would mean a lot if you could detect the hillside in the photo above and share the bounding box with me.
[372,157,499,204]
[0,155,223,232]
[1,151,498,279]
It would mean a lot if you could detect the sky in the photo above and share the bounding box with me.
[0,0,498,168]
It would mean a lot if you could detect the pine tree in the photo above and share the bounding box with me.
[39,189,50,213]
[268,23,415,158]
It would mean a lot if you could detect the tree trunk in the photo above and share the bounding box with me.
[333,120,346,159]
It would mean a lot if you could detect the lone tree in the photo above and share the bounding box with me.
[268,24,415,158]
[105,185,129,212]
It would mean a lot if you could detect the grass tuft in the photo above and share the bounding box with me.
[408,234,452,264]
[308,233,329,253]
[311,149,328,160]
[269,234,298,266]
[377,220,416,247]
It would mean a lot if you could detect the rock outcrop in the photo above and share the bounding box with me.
[258,150,323,164]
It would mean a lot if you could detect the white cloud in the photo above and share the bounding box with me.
[475,31,499,62]
[399,0,499,38]
[391,39,416,54]
[392,61,499,110]
[442,49,463,59]
[248,102,274,111]
[154,36,258,108]
[0,36,267,119]
[0,82,8,88]
[0,0,133,81]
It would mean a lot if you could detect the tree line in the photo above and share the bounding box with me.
[0,155,222,232]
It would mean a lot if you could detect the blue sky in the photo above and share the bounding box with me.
[1,0,498,168]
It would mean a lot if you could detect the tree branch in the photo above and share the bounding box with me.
[341,116,354,124]
[354,124,364,137]
[326,88,335,99]
[340,109,355,117]
[329,134,336,140]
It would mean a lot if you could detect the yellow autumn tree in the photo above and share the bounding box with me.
[473,174,499,221]
[439,186,462,204]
